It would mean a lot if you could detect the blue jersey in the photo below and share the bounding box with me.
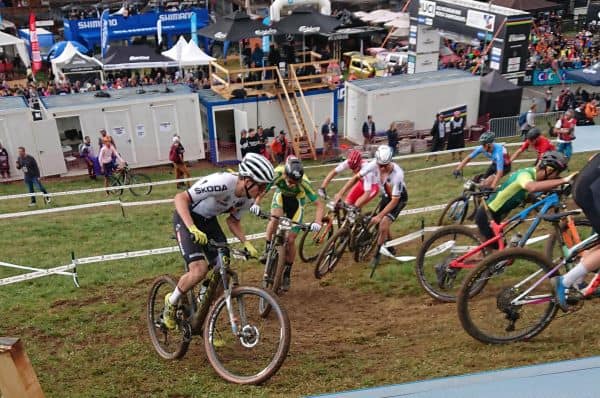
[468,143,509,172]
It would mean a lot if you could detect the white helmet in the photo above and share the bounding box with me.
[375,145,393,165]
[238,153,275,184]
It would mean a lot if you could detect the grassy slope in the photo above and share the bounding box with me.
[0,148,597,397]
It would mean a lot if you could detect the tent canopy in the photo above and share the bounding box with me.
[51,42,103,80]
[102,44,178,70]
[273,8,341,34]
[197,10,277,42]
[479,70,523,118]
[0,31,30,67]
[491,0,563,12]
[162,36,188,62]
[162,37,216,66]
[48,40,89,60]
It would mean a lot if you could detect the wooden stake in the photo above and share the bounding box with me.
[0,338,45,398]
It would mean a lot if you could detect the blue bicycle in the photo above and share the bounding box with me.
[415,186,588,302]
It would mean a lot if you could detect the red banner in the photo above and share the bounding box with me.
[29,12,42,75]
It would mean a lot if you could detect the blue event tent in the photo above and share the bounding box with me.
[47,40,89,60]
[564,63,600,86]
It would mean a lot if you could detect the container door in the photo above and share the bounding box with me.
[104,109,136,163]
[233,109,248,160]
[31,119,67,176]
[151,103,179,161]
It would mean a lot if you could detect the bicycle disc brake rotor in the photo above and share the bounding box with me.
[434,257,457,289]
[239,324,260,348]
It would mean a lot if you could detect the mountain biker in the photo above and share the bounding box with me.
[453,132,511,189]
[252,156,324,291]
[554,152,600,311]
[510,128,556,165]
[335,146,408,267]
[162,153,274,330]
[318,149,379,207]
[474,151,574,246]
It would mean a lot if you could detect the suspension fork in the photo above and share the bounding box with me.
[217,250,240,336]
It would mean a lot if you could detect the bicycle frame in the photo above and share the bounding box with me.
[449,193,561,269]
[510,232,600,306]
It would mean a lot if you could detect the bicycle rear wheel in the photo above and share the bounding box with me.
[204,286,291,385]
[259,245,285,318]
[147,275,191,360]
[128,173,152,196]
[437,196,469,226]
[353,222,379,263]
[457,248,558,344]
[314,227,350,279]
[415,225,489,302]
[108,177,123,196]
[298,217,334,263]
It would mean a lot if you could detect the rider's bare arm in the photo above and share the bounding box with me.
[174,191,195,229]
[226,214,247,243]
[320,168,338,190]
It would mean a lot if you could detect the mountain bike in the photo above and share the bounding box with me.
[108,163,152,196]
[297,200,339,263]
[313,201,364,279]
[147,240,291,385]
[258,213,309,317]
[457,214,597,344]
[438,175,494,226]
[415,186,580,302]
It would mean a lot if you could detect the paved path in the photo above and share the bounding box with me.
[311,356,600,398]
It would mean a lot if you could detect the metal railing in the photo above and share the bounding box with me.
[489,111,564,138]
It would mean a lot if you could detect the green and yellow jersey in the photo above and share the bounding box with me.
[487,167,536,218]
[267,165,319,202]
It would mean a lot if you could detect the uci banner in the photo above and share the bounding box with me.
[532,68,577,85]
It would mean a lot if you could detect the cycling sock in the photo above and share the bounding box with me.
[563,261,589,287]
[169,287,183,305]
[284,262,293,275]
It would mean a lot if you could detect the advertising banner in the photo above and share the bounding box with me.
[101,9,109,59]
[532,68,577,85]
[29,12,42,75]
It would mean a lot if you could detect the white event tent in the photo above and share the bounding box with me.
[51,42,103,82]
[0,31,31,68]
[163,37,215,67]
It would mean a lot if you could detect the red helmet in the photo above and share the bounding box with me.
[347,150,362,172]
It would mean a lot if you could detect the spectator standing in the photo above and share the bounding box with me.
[0,142,9,179]
[78,135,96,180]
[271,130,289,164]
[510,128,556,164]
[427,113,448,161]
[98,129,115,151]
[246,128,261,154]
[554,110,577,160]
[447,110,465,160]
[386,122,399,156]
[257,126,268,158]
[239,129,248,157]
[321,117,337,159]
[584,99,598,125]
[545,87,552,112]
[98,137,125,193]
[520,103,537,139]
[362,115,376,148]
[169,136,191,189]
[15,146,50,206]
[251,43,264,67]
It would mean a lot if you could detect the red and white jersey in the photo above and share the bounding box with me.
[359,160,406,197]
[335,159,377,190]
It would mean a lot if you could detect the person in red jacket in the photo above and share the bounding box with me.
[169,136,190,189]
[510,128,556,165]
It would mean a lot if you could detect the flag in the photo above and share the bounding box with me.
[190,12,198,45]
[29,12,41,76]
[157,18,162,46]
[101,9,110,59]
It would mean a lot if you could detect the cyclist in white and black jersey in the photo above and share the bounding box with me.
[162,153,275,330]
[335,146,408,266]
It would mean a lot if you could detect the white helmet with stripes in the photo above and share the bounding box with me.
[239,153,275,184]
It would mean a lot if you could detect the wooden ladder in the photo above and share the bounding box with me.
[275,68,317,160]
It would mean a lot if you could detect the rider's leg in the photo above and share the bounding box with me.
[285,232,297,264]
[344,180,365,206]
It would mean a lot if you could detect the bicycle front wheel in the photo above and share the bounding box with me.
[259,245,285,318]
[457,248,558,344]
[415,225,488,302]
[108,177,124,196]
[204,286,291,385]
[128,173,152,196]
[437,196,469,226]
[298,217,334,263]
[147,275,191,360]
[353,222,379,263]
[314,227,350,279]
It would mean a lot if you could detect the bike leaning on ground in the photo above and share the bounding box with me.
[147,239,291,385]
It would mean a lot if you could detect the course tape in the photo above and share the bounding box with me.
[0,232,268,287]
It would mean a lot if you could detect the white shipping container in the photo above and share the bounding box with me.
[344,70,480,144]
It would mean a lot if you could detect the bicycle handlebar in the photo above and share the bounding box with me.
[257,212,311,230]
